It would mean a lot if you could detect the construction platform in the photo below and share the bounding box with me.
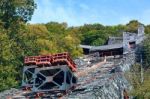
[22,52,77,94]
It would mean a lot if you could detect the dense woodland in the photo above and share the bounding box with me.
[1,0,150,98]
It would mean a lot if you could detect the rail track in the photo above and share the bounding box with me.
[7,59,121,99]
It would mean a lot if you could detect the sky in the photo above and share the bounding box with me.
[30,0,150,26]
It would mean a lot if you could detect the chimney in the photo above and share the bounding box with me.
[138,25,144,36]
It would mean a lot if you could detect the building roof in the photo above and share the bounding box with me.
[80,44,123,52]
[90,44,123,52]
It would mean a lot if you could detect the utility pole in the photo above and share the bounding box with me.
[140,54,144,83]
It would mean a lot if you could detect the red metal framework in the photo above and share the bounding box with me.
[36,55,52,65]
[52,52,76,72]
[24,52,77,72]
[24,56,38,65]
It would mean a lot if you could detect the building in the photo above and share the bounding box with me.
[80,25,145,57]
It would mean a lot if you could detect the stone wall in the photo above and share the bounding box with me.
[66,52,135,99]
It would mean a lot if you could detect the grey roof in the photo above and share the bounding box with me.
[80,44,123,52]
[90,44,123,51]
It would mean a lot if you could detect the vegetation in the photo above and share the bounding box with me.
[1,0,150,93]
[0,0,36,91]
[125,36,150,99]
[126,64,150,99]
[142,36,150,69]
[79,23,126,45]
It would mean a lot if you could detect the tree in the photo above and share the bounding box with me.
[79,23,127,46]
[25,24,51,55]
[0,28,18,91]
[25,23,82,57]
[0,0,36,29]
[126,20,142,33]
[145,25,150,34]
[0,0,36,91]
[105,25,126,36]
[0,65,18,91]
[82,30,108,46]
[62,28,83,57]
[126,64,150,99]
[142,35,150,69]
[45,22,67,34]
[0,30,14,65]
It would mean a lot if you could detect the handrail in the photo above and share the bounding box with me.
[24,52,77,72]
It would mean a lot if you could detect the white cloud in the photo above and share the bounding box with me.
[30,0,150,26]
[31,0,81,26]
[31,0,120,26]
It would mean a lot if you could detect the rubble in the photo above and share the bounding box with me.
[64,52,134,99]
[0,88,22,99]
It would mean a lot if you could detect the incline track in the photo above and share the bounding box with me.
[5,55,125,99]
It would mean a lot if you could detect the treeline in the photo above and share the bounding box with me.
[0,21,84,91]
[1,0,150,92]
[78,20,150,46]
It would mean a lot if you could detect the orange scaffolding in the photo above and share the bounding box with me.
[24,52,77,72]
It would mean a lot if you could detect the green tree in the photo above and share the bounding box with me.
[142,35,150,68]
[0,65,18,91]
[126,64,150,99]
[0,28,18,91]
[145,25,150,34]
[126,20,142,33]
[0,0,36,91]
[0,0,36,29]
[45,22,67,33]
[79,23,127,46]
[25,23,82,57]
[105,24,126,36]
[82,30,108,46]
[0,30,14,65]
[25,24,51,55]
[62,28,83,57]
